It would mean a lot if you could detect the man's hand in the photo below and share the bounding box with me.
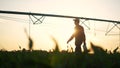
[67,41,69,44]
[67,40,70,44]
[67,35,74,44]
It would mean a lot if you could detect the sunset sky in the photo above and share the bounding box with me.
[0,0,120,51]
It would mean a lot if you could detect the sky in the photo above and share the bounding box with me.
[0,0,120,51]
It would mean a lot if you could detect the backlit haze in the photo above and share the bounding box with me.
[0,0,120,52]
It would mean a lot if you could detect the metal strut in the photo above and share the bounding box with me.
[29,15,45,24]
[105,23,120,35]
[80,19,90,30]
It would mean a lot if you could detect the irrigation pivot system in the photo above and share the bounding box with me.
[0,10,120,24]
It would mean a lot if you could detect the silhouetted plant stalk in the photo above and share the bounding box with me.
[67,44,73,52]
[24,28,33,51]
[50,35,60,52]
[90,42,120,54]
[113,46,119,53]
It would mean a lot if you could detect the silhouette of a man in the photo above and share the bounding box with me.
[67,18,86,53]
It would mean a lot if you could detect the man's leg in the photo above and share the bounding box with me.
[83,42,88,53]
[75,45,82,53]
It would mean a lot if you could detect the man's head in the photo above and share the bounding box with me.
[73,18,79,25]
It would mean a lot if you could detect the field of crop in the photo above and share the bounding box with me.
[0,43,120,68]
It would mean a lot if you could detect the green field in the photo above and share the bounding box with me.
[0,44,120,68]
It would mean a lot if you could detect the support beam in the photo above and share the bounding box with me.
[0,10,120,24]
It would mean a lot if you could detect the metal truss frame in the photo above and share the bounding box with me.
[105,23,120,35]
[80,19,90,30]
[29,15,45,24]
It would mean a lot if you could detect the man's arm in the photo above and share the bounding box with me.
[67,34,74,44]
